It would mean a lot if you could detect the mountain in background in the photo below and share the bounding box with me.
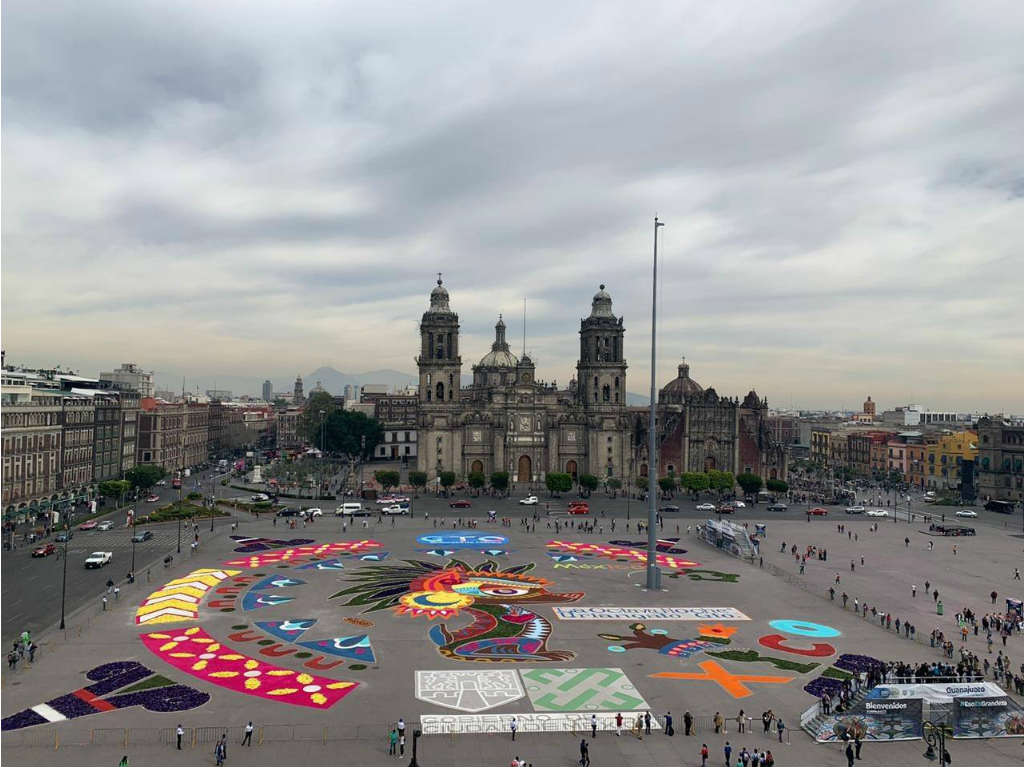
[625,392,649,406]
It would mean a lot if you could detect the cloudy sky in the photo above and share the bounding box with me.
[3,0,1022,412]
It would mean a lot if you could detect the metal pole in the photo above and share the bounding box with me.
[59,522,69,629]
[408,728,421,767]
[646,216,664,591]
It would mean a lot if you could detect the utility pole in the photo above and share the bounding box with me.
[646,216,665,592]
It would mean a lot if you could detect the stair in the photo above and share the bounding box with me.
[800,686,869,739]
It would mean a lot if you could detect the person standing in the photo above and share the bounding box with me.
[241,721,253,746]
[591,713,598,738]
[388,728,397,756]
[724,741,732,766]
[510,716,517,740]
[615,712,623,736]
[684,711,694,736]
[214,734,227,766]
[176,724,184,750]
[737,709,745,733]
[776,717,785,743]
[700,743,709,767]
[399,732,405,757]
[663,711,673,736]
[854,735,862,760]
[844,740,855,767]
[644,710,652,735]
[714,711,723,733]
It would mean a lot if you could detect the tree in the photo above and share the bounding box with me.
[439,471,456,495]
[374,470,401,492]
[125,465,166,491]
[546,472,572,496]
[98,479,131,501]
[298,391,338,445]
[736,473,763,496]
[489,471,509,494]
[324,410,383,460]
[578,474,599,495]
[765,478,788,493]
[605,477,622,497]
[468,471,486,493]
[707,470,735,494]
[409,471,428,495]
[658,476,677,497]
[680,472,710,495]
[634,476,649,492]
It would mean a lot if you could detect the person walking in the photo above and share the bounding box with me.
[700,743,709,767]
[776,717,785,743]
[845,740,855,767]
[579,738,590,767]
[724,741,732,766]
[241,721,253,746]
[510,716,518,740]
[214,734,227,766]
[399,733,405,757]
[388,728,397,756]
[663,710,673,736]
[176,724,184,750]
[912,584,917,598]
[714,711,723,733]
[615,712,622,736]
[854,735,862,760]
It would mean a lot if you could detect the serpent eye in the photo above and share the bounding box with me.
[479,585,530,596]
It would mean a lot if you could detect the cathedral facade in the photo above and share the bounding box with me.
[414,278,786,485]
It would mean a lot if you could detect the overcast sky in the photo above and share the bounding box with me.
[3,0,1022,412]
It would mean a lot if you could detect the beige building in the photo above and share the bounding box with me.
[2,383,63,516]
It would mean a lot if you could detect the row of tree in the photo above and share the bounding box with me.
[299,391,383,460]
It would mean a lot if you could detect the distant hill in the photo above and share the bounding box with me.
[626,392,649,406]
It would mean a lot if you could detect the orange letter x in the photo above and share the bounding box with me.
[650,660,793,699]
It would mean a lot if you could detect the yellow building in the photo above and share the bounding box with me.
[925,430,977,492]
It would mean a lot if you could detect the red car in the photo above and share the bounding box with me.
[79,520,98,530]
[449,499,472,508]
[808,507,829,516]
[32,543,57,557]
[568,502,590,515]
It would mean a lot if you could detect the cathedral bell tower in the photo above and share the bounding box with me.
[576,285,626,409]
[417,275,462,406]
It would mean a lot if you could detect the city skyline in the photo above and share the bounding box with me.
[3,1,1022,412]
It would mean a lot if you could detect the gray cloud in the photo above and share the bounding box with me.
[2,0,1022,412]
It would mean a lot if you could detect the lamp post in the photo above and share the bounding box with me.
[176,480,182,554]
[645,216,665,592]
[407,727,422,767]
[319,410,326,499]
[130,517,137,578]
[922,720,951,764]
[58,521,70,630]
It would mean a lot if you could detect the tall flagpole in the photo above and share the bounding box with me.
[646,216,664,591]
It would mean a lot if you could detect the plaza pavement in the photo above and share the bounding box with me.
[2,509,1022,767]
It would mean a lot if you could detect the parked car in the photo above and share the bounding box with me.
[276,508,302,518]
[449,499,472,508]
[807,507,829,516]
[131,530,154,542]
[32,543,57,558]
[336,503,368,517]
[519,496,539,505]
[97,521,115,531]
[733,501,746,509]
[660,505,680,513]
[766,503,788,512]
[845,506,866,514]
[718,505,736,514]
[146,495,160,503]
[568,501,590,515]
[695,503,716,511]
[955,509,978,518]
[79,520,99,530]
[55,531,74,542]
[156,480,167,486]
[866,509,888,517]
[250,494,269,502]
[381,505,407,515]
[85,551,112,568]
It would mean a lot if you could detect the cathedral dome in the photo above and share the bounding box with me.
[428,276,452,313]
[659,356,703,404]
[477,314,518,368]
[589,284,614,318]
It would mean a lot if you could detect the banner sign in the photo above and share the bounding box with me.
[810,698,923,742]
[551,606,749,621]
[954,696,1024,738]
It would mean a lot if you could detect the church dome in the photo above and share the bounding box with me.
[589,284,614,318]
[428,276,452,313]
[659,356,703,404]
[477,314,518,368]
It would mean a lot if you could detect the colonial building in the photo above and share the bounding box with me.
[414,278,785,485]
[975,416,1024,502]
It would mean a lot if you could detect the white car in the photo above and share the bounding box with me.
[733,501,746,508]
[955,509,978,518]
[866,509,889,517]
[519,496,539,505]
[97,521,114,531]
[845,506,866,514]
[301,508,323,517]
[250,494,269,502]
[381,505,407,515]
[695,503,716,511]
[85,551,112,569]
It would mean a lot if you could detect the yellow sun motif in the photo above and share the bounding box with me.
[395,589,474,618]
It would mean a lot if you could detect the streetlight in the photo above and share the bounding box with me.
[176,479,182,554]
[130,516,137,580]
[922,721,951,764]
[319,410,326,499]
[58,521,70,630]
[407,727,422,767]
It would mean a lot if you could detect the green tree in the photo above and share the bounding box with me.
[546,472,572,496]
[634,476,650,492]
[736,472,763,496]
[658,476,677,496]
[125,465,166,491]
[707,470,735,494]
[489,471,509,494]
[323,410,383,460]
[298,391,338,445]
[578,474,599,495]
[680,472,710,495]
[468,471,486,493]
[374,469,401,492]
[765,478,788,493]
[439,471,456,494]
[98,479,131,501]
[409,471,428,495]
[605,477,622,496]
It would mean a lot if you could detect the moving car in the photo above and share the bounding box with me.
[381,505,407,515]
[449,499,472,508]
[866,509,889,517]
[695,503,716,511]
[131,530,154,543]
[808,507,829,516]
[156,480,167,486]
[301,508,323,517]
[568,501,589,515]
[718,504,736,514]
[55,531,74,542]
[32,543,57,558]
[79,520,99,530]
[955,509,978,518]
[276,508,302,518]
[85,551,112,568]
[767,503,788,512]
[660,505,680,513]
[146,494,160,503]
[733,501,746,509]
[97,521,115,531]
[250,494,270,502]
[336,503,369,517]
[519,496,539,505]
[845,506,866,514]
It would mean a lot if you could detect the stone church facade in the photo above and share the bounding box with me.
[414,278,786,485]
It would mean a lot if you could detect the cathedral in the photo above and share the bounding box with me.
[415,277,787,485]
